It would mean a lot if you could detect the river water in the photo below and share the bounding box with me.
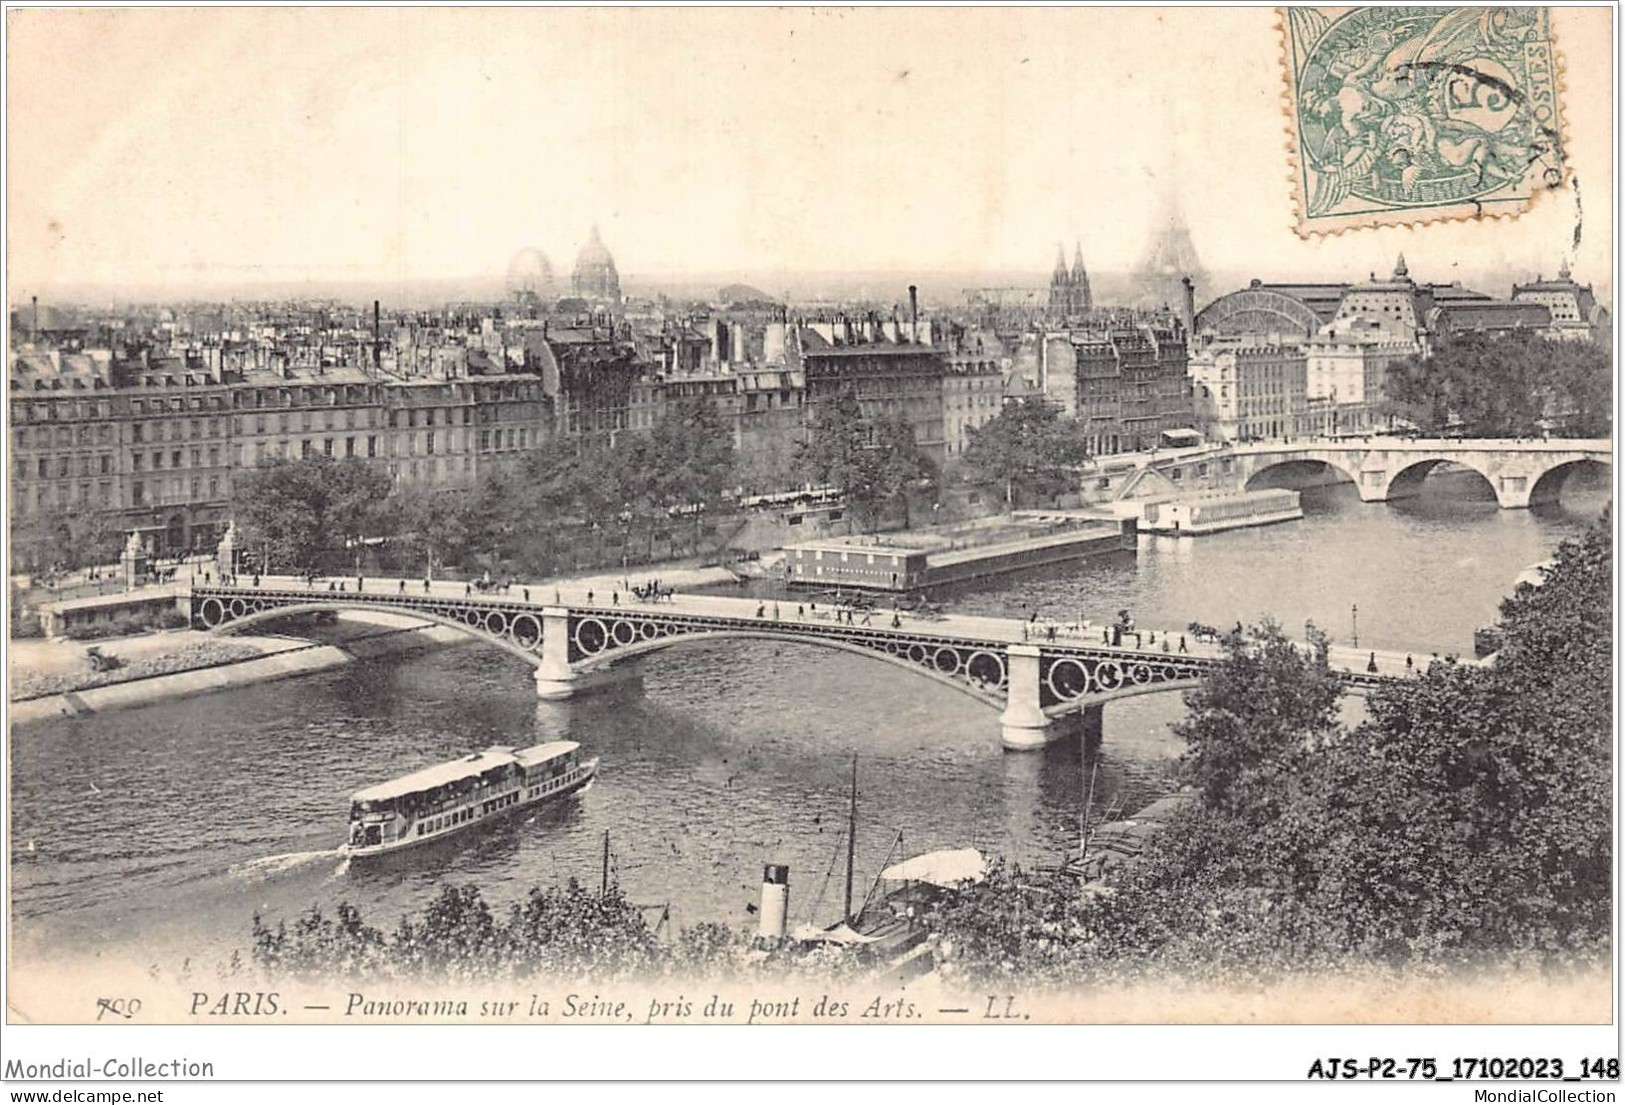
[8,469,1609,969]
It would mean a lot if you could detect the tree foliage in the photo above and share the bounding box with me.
[10,510,123,573]
[1174,620,1343,817]
[246,879,872,983]
[1385,332,1612,438]
[960,400,1090,506]
[795,393,936,530]
[231,456,393,572]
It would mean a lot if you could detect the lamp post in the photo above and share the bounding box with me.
[1351,603,1359,649]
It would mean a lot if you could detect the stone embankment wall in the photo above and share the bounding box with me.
[10,622,467,729]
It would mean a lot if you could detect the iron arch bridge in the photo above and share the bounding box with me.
[193,583,1402,750]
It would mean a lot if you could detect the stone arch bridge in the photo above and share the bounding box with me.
[193,582,1405,750]
[1226,437,1610,509]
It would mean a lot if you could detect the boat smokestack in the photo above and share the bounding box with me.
[758,864,790,944]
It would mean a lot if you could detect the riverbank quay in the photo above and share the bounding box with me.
[8,613,467,729]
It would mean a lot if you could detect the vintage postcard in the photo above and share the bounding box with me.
[2,3,1616,1088]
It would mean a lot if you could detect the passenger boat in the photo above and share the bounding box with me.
[346,741,598,857]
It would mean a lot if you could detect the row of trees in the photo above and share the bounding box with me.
[1385,331,1612,438]
[928,510,1612,984]
[230,392,1006,578]
[231,399,744,578]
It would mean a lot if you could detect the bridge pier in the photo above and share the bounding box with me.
[534,607,579,700]
[1000,645,1054,751]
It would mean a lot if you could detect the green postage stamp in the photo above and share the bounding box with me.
[1283,7,1565,235]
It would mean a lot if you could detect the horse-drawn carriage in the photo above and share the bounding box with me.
[1186,621,1223,645]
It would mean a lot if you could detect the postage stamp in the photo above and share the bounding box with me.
[1283,7,1566,235]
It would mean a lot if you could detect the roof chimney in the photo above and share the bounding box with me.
[31,296,38,341]
[372,300,381,370]
[908,285,919,343]
[1180,276,1197,340]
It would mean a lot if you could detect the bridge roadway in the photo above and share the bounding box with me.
[193,575,1437,750]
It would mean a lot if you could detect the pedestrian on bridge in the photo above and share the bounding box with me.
[398,580,406,594]
[356,575,364,592]
[587,590,595,604]
[756,602,766,619]
[1178,635,1189,654]
[1367,652,1378,673]
[613,591,619,605]
[1405,654,1414,671]
[524,588,531,603]
[423,579,430,593]
[797,604,805,620]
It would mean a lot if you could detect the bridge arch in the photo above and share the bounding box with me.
[202,600,546,668]
[570,628,1008,712]
[1243,454,1363,493]
[1385,457,1498,501]
[1529,457,1612,506]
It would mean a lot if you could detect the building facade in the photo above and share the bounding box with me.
[1511,261,1612,343]
[10,344,554,563]
[1189,343,1308,442]
[788,320,948,463]
[1040,324,1193,455]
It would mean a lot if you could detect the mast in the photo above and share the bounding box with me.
[1079,762,1099,862]
[600,829,610,897]
[842,753,858,924]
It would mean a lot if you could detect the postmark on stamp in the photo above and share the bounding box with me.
[1283,7,1565,235]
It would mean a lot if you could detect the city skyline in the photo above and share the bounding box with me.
[8,7,1614,300]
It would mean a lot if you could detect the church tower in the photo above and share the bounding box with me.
[1048,243,1071,321]
[1071,241,1092,314]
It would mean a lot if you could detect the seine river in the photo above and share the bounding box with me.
[8,469,1609,969]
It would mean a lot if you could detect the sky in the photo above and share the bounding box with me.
[6,7,1615,301]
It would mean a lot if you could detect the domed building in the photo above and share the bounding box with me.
[571,225,622,303]
[506,247,556,301]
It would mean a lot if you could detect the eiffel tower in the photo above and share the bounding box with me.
[1134,190,1207,311]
